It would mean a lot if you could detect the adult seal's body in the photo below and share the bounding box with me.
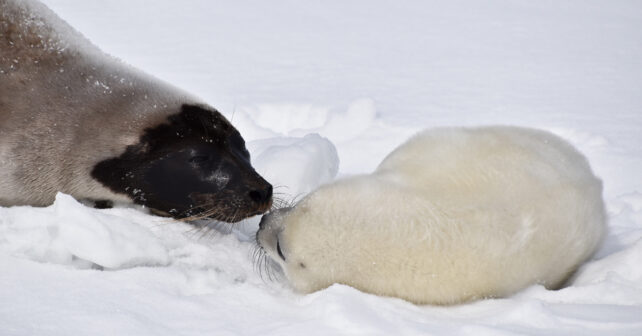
[257,126,606,305]
[0,0,272,221]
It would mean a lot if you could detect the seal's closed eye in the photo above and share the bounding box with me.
[277,239,286,261]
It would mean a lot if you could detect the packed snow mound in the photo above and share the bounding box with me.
[234,99,415,174]
[237,103,331,137]
[575,238,642,287]
[0,193,274,293]
[0,193,169,269]
[234,98,378,144]
[249,133,339,199]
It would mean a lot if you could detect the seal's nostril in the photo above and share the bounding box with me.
[249,184,273,204]
[249,190,263,203]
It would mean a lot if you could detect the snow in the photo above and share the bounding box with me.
[2,0,642,335]
[249,134,339,199]
[0,194,170,269]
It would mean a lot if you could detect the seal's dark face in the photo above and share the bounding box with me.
[91,104,272,222]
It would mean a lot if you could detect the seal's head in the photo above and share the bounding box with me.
[92,104,272,221]
[255,176,405,295]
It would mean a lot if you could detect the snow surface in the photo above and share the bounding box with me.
[2,0,642,335]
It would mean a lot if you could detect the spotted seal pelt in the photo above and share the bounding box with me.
[0,0,272,221]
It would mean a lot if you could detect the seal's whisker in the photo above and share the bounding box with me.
[184,222,209,240]
[177,201,230,222]
[250,241,284,283]
[257,249,266,280]
[266,195,300,213]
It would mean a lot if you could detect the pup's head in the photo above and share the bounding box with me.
[92,104,272,222]
[255,176,420,296]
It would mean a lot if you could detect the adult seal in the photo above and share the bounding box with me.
[257,126,606,305]
[0,0,272,221]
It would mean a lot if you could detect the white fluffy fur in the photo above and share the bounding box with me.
[259,126,606,305]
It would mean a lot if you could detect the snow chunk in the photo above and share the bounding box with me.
[53,193,169,269]
[573,238,642,286]
[0,193,169,269]
[234,99,378,144]
[249,133,339,200]
[316,98,378,143]
[232,99,413,174]
[611,191,642,213]
[238,103,330,136]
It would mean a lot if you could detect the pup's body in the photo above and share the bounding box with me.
[258,126,606,304]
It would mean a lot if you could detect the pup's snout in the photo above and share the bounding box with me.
[258,212,271,230]
[258,206,293,231]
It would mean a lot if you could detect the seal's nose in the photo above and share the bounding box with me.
[249,184,273,204]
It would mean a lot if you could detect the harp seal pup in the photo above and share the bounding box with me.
[0,0,272,221]
[257,126,606,305]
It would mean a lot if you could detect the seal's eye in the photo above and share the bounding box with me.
[276,238,286,261]
[189,155,210,164]
[229,133,251,160]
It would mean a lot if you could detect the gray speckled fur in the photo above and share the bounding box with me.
[0,0,210,206]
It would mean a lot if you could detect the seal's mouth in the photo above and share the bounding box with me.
[186,191,273,222]
[254,199,273,216]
